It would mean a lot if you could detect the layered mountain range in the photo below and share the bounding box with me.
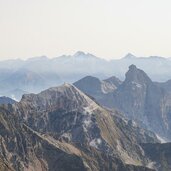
[1,83,170,171]
[1,51,171,100]
[74,65,171,142]
[1,52,171,170]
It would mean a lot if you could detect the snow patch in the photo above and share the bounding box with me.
[156,134,167,143]
[131,81,142,88]
[82,116,92,133]
[83,103,97,114]
[73,85,98,113]
[147,161,156,169]
[89,138,102,148]
[83,118,92,127]
[61,133,71,141]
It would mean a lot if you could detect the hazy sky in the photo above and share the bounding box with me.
[0,0,171,60]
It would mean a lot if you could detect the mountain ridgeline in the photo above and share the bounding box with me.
[1,53,171,170]
[74,65,171,141]
[1,51,171,101]
[0,83,170,171]
[0,96,16,105]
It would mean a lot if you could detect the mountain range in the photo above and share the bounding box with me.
[1,52,171,170]
[74,65,171,142]
[1,83,171,171]
[1,52,171,100]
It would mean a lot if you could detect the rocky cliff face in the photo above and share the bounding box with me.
[14,84,154,164]
[111,65,171,140]
[103,76,122,88]
[74,65,171,141]
[0,106,89,171]
[0,83,161,171]
[141,143,171,171]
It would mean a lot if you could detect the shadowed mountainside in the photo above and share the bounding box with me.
[74,65,171,141]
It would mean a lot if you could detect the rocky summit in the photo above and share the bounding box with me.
[74,75,122,105]
[74,65,171,142]
[0,83,169,171]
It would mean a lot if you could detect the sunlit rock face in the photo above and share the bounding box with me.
[0,83,163,171]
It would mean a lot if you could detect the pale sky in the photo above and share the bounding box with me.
[0,0,171,60]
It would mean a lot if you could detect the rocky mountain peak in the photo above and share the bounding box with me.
[74,51,87,57]
[129,64,137,70]
[19,83,98,113]
[75,76,101,85]
[125,65,152,85]
[74,76,102,95]
[74,75,121,99]
[123,53,137,59]
[73,51,97,59]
